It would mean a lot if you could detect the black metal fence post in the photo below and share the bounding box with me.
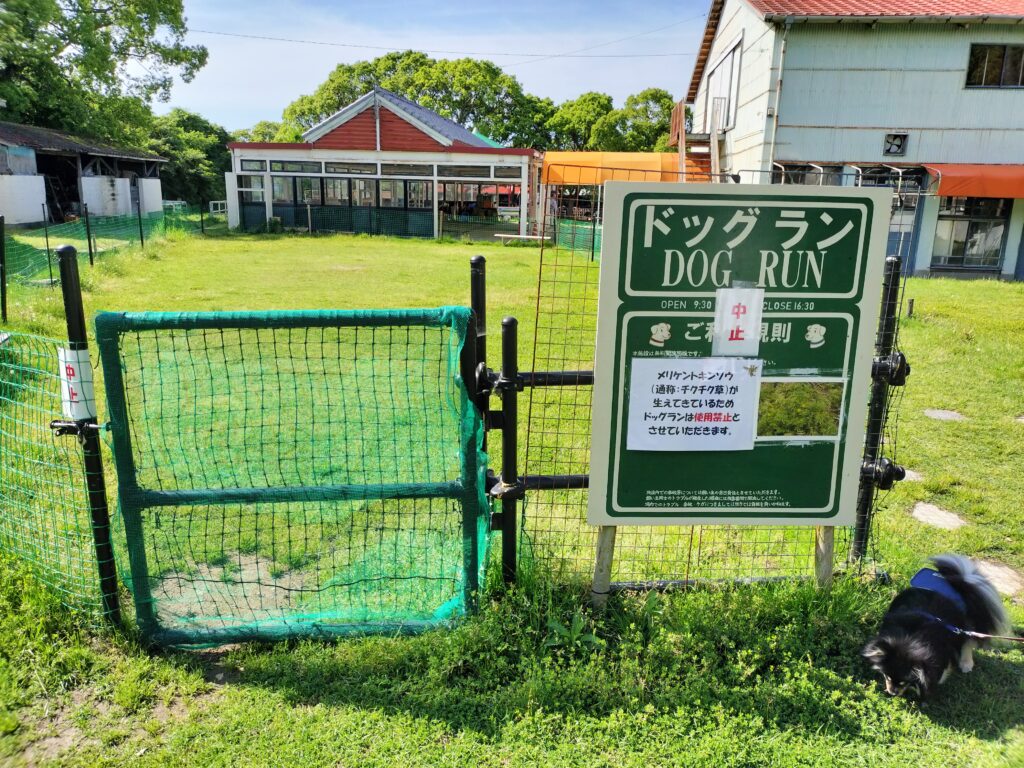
[458,310,481,609]
[83,204,94,266]
[499,316,519,585]
[42,204,54,284]
[469,255,489,449]
[56,245,122,625]
[0,215,7,323]
[200,202,205,235]
[852,255,907,561]
[136,201,145,247]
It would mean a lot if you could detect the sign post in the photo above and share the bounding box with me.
[588,183,890,600]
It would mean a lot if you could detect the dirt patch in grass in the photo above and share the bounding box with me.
[150,554,309,628]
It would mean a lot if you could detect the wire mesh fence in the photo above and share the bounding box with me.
[522,165,917,586]
[94,307,490,645]
[1,204,226,285]
[0,332,103,612]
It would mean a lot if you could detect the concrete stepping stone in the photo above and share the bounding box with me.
[1016,415,1024,424]
[902,469,923,482]
[977,561,1023,597]
[924,409,966,422]
[911,502,966,530]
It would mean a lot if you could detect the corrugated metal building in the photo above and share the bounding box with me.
[0,122,165,225]
[687,0,1024,279]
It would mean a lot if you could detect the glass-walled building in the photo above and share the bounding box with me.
[225,87,538,239]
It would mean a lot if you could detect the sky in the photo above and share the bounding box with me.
[159,0,711,131]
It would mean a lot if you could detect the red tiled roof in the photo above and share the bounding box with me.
[747,0,1024,18]
[687,0,1024,101]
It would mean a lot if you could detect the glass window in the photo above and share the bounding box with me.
[353,179,377,207]
[296,177,321,204]
[325,162,376,175]
[967,44,1024,87]
[237,175,264,202]
[381,163,432,176]
[240,159,266,171]
[324,178,349,205]
[378,180,405,208]
[493,166,522,179]
[438,165,491,178]
[705,41,741,131]
[271,177,294,204]
[407,181,432,209]
[269,160,322,173]
[932,196,1010,270]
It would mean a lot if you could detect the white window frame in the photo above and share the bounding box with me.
[704,33,743,133]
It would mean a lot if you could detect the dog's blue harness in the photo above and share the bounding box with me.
[910,568,967,613]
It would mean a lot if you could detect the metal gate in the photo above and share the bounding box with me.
[94,307,489,646]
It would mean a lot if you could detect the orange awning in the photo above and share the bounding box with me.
[542,151,704,185]
[924,164,1024,198]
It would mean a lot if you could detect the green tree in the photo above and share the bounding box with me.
[282,51,432,131]
[590,88,676,152]
[232,121,282,143]
[546,92,614,150]
[149,109,231,203]
[280,51,548,147]
[0,0,206,145]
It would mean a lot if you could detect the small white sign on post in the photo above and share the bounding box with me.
[626,357,762,452]
[58,347,97,420]
[711,287,764,357]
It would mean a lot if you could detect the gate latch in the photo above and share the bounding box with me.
[49,419,102,444]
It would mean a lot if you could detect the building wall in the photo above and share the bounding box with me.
[82,176,131,217]
[1001,200,1024,278]
[0,175,46,224]
[690,0,777,178]
[312,107,450,151]
[225,173,240,229]
[225,147,532,237]
[137,178,163,214]
[775,23,1024,165]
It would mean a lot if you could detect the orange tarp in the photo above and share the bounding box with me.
[542,151,705,184]
[924,164,1024,199]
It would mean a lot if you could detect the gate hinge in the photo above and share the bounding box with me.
[489,475,526,500]
[861,458,905,491]
[493,373,524,394]
[872,352,910,386]
[49,419,102,444]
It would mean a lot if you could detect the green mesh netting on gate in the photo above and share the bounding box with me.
[94,307,490,646]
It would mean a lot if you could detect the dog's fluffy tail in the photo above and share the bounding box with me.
[931,554,1010,636]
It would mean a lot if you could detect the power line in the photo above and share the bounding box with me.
[188,28,699,59]
[507,12,708,67]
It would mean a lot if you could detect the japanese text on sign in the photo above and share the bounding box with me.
[58,347,97,420]
[626,357,762,452]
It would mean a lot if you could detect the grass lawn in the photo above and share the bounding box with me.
[1,231,1023,767]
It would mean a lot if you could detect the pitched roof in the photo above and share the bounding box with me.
[746,0,1024,18]
[302,87,492,148]
[0,121,164,162]
[687,0,1024,102]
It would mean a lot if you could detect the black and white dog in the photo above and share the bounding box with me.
[862,555,1009,698]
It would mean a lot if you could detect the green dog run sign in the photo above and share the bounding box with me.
[589,182,891,526]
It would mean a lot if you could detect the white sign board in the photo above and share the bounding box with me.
[711,287,764,357]
[58,347,97,420]
[626,357,762,452]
